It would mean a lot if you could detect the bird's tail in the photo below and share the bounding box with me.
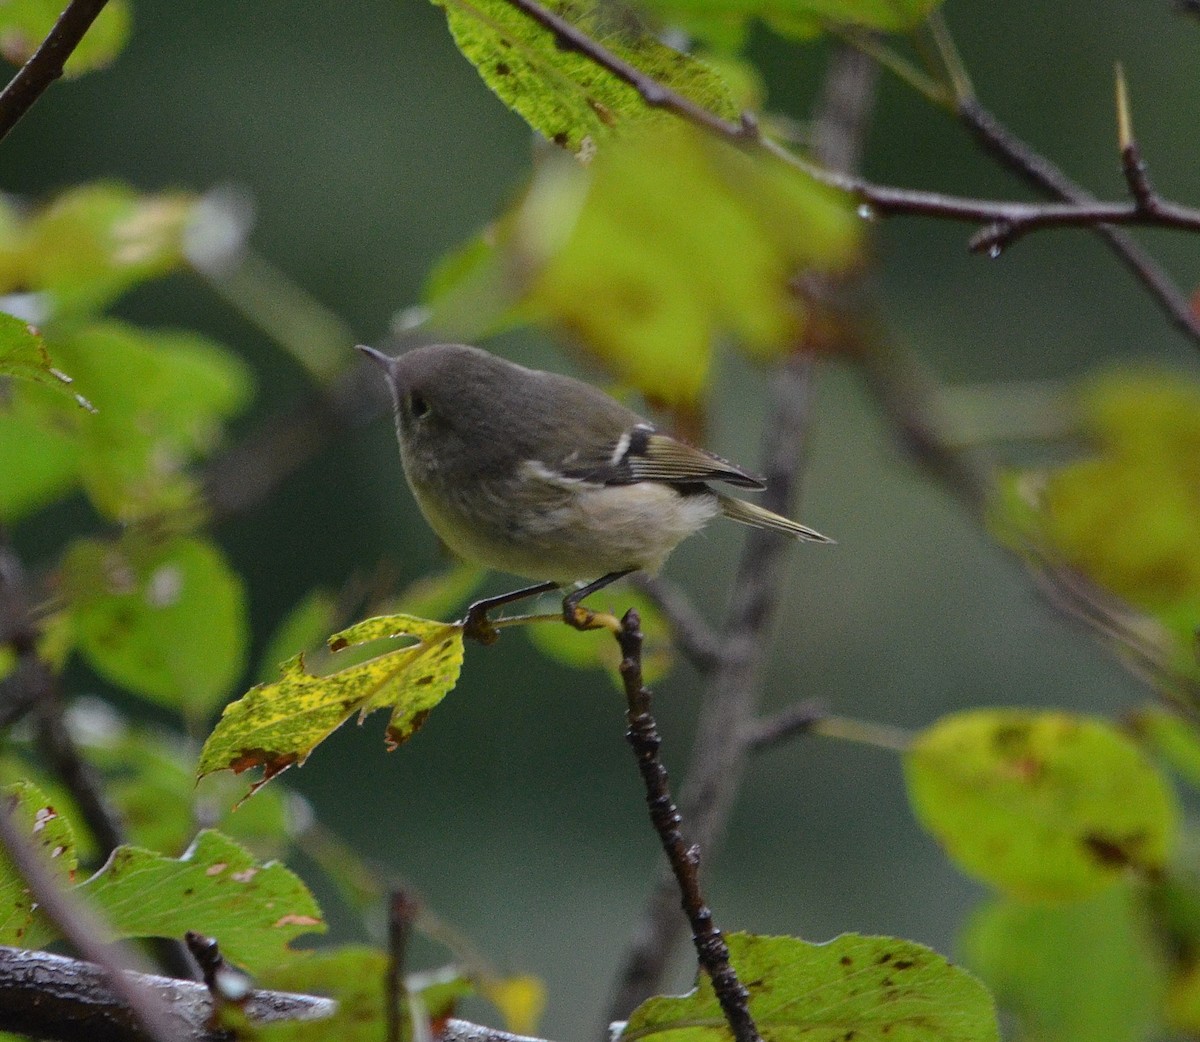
[717,494,834,543]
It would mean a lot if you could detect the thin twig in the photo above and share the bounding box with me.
[958,98,1200,343]
[387,890,420,1042]
[615,609,760,1042]
[0,800,183,1042]
[605,46,878,1024]
[742,700,826,753]
[0,0,111,143]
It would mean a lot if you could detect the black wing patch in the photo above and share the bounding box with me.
[560,425,765,490]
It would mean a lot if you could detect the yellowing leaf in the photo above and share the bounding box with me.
[905,710,1178,901]
[483,974,547,1036]
[198,614,465,803]
[425,123,860,412]
[623,932,998,1042]
[432,0,738,158]
[76,830,323,972]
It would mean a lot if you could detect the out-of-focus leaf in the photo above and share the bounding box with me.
[198,614,464,803]
[0,0,131,76]
[0,319,251,524]
[905,709,1178,901]
[391,562,488,622]
[76,830,323,972]
[993,368,1200,687]
[0,184,197,320]
[425,122,859,413]
[0,781,77,948]
[526,588,673,685]
[431,0,738,158]
[963,884,1162,1042]
[633,0,944,48]
[483,974,546,1036]
[623,932,998,1042]
[1129,707,1200,790]
[61,534,249,720]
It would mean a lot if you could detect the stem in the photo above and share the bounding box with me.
[615,610,760,1042]
[0,0,110,143]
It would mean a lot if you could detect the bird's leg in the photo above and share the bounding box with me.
[562,570,635,632]
[461,580,560,645]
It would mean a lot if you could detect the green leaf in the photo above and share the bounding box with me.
[0,184,197,320]
[0,311,93,407]
[526,588,674,685]
[904,709,1178,901]
[962,884,1163,1042]
[257,590,341,684]
[623,932,998,1042]
[0,781,77,948]
[1129,707,1200,790]
[431,0,739,158]
[62,534,249,719]
[76,830,323,972]
[0,0,131,76]
[632,0,945,46]
[198,614,465,803]
[424,122,860,412]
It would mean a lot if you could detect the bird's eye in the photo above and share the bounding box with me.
[409,393,430,419]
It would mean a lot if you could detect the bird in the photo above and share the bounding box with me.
[357,342,830,640]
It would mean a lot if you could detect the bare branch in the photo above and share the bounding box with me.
[0,0,111,143]
[615,609,760,1042]
[0,944,333,1042]
[629,574,721,674]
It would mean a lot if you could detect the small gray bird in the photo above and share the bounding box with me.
[358,343,830,636]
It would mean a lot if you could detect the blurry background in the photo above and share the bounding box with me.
[5,1,1199,1036]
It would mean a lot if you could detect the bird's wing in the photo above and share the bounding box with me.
[558,425,766,490]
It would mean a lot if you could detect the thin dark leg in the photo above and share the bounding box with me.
[562,570,635,630]
[462,580,559,645]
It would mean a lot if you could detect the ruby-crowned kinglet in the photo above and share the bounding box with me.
[358,343,830,633]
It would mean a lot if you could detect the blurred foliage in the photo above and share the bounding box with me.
[905,709,1177,901]
[425,121,861,419]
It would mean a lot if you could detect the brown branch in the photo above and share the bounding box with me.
[0,945,334,1042]
[386,890,420,1042]
[605,46,878,1024]
[0,0,111,144]
[615,609,760,1042]
[958,98,1200,343]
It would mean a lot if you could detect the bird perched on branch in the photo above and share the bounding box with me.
[358,342,830,640]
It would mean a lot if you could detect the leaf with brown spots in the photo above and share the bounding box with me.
[430,0,739,158]
[0,782,78,948]
[905,709,1179,901]
[197,614,464,803]
[622,932,998,1041]
[76,829,323,972]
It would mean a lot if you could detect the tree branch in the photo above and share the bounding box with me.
[605,45,878,1023]
[0,0,111,144]
[0,945,333,1042]
[615,609,760,1042]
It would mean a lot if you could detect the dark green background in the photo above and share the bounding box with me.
[6,2,1199,1036]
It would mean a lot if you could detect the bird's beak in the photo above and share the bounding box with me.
[355,344,395,374]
